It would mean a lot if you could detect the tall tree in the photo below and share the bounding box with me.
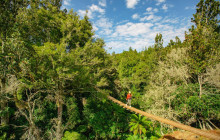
[154,33,165,61]
[154,33,163,50]
[192,0,220,29]
[187,0,220,97]
[0,0,28,126]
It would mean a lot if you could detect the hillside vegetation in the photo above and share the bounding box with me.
[0,0,219,139]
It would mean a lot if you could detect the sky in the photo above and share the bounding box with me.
[62,0,200,53]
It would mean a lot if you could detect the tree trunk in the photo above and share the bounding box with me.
[31,123,41,140]
[56,99,63,140]
[19,107,42,140]
[1,78,9,125]
[1,39,4,53]
[29,110,41,140]
[198,75,203,98]
[160,123,164,135]
[1,102,9,125]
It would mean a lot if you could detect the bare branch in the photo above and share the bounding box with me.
[19,109,31,124]
[10,124,28,128]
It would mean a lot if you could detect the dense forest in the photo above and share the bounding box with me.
[0,0,219,139]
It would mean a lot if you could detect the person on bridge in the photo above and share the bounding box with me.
[126,91,132,107]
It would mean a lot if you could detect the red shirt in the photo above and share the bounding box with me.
[126,93,132,100]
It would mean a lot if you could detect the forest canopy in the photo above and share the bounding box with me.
[0,0,219,139]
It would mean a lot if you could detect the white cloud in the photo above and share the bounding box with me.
[145,7,159,15]
[126,0,140,9]
[99,0,106,7]
[157,0,166,2]
[153,23,189,44]
[116,20,129,25]
[146,7,152,12]
[93,25,99,31]
[161,17,179,24]
[153,8,159,12]
[132,13,140,20]
[63,0,71,6]
[99,29,113,35]
[156,0,165,5]
[105,41,128,53]
[106,39,150,53]
[114,22,153,36]
[140,15,154,21]
[185,6,195,10]
[185,6,190,10]
[140,15,162,22]
[78,4,105,19]
[96,18,112,28]
[162,4,168,11]
[104,16,192,53]
[78,10,92,18]
[90,4,105,14]
[96,18,113,35]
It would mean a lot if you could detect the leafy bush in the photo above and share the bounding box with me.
[62,131,86,140]
[172,84,220,127]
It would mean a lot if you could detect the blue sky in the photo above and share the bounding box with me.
[62,0,200,53]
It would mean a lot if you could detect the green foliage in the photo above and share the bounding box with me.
[0,0,219,139]
[64,97,80,129]
[192,0,220,28]
[154,33,163,49]
[167,36,182,48]
[83,98,130,139]
[62,131,86,140]
[1,0,111,138]
[172,84,220,126]
[117,49,140,89]
[129,114,152,135]
[186,25,219,75]
[126,135,148,140]
[112,46,158,93]
[128,114,161,139]
[186,0,220,77]
[0,126,7,140]
[0,107,9,119]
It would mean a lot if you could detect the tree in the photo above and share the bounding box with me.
[0,0,28,126]
[191,0,220,29]
[171,83,220,129]
[0,0,28,43]
[0,0,106,138]
[34,41,80,139]
[154,33,165,61]
[167,39,175,48]
[175,36,182,47]
[154,33,163,50]
[129,114,152,136]
[204,63,220,88]
[5,75,42,139]
[114,49,140,90]
[167,36,182,48]
[33,26,110,140]
[187,0,220,97]
[142,48,190,132]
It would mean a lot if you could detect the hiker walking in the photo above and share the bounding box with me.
[126,91,132,107]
